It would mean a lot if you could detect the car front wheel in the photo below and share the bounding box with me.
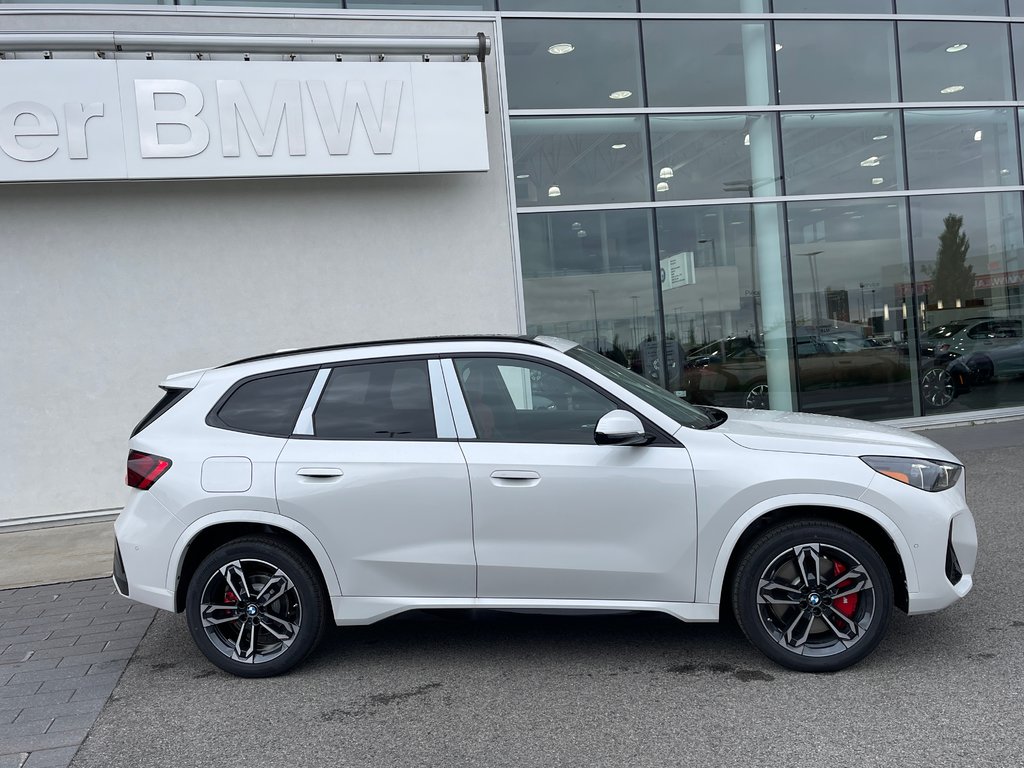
[732,520,893,673]
[185,536,326,678]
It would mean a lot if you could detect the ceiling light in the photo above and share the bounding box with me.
[940,85,965,94]
[872,177,884,185]
[609,90,632,100]
[860,156,881,167]
[974,130,983,141]
[515,174,529,179]
[844,210,858,215]
[659,167,674,179]
[1001,168,1010,175]
[887,203,897,208]
[611,143,627,150]
[852,215,863,219]
[656,181,670,192]
[577,229,587,238]
[872,134,888,141]
[775,43,783,52]
[571,221,582,231]
[704,212,717,217]
[730,220,743,225]
[743,133,750,146]
[811,208,824,212]
[547,185,561,198]
[547,43,574,55]
[946,43,968,53]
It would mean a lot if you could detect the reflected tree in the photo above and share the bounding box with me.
[930,213,975,306]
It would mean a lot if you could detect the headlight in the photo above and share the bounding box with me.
[861,456,962,492]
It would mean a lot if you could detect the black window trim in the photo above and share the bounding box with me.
[448,352,681,447]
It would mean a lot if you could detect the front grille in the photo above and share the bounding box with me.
[945,524,963,586]
[112,541,129,597]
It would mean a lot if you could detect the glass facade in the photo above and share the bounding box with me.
[507,3,1024,421]
[12,0,1024,421]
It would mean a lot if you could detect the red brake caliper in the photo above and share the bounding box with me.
[832,561,858,619]
[224,590,238,604]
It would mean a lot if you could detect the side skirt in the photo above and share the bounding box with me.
[330,596,719,625]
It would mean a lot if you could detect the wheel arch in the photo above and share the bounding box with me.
[709,501,913,616]
[167,512,342,613]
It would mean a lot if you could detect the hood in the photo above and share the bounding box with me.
[711,408,961,463]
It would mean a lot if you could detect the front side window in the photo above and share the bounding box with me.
[214,369,317,436]
[454,357,615,444]
[313,360,436,440]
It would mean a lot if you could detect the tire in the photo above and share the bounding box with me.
[920,367,954,409]
[744,382,770,409]
[731,520,893,673]
[185,536,326,678]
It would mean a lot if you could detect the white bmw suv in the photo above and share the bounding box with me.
[115,336,977,677]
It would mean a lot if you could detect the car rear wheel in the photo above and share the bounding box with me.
[185,536,326,678]
[920,367,955,408]
[732,520,893,673]
[744,382,770,409]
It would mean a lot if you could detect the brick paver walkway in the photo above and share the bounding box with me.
[0,580,155,768]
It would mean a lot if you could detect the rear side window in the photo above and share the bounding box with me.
[213,369,317,436]
[131,387,190,437]
[314,360,436,440]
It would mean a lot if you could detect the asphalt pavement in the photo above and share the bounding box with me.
[3,419,1022,768]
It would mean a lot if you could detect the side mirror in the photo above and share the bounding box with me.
[595,410,651,446]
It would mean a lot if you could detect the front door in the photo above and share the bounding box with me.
[448,355,698,603]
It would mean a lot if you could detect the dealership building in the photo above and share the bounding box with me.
[1,0,1023,527]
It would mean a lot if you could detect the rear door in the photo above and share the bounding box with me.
[275,358,475,598]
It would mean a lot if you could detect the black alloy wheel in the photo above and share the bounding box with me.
[920,367,955,408]
[744,382,770,409]
[185,536,326,678]
[732,520,893,673]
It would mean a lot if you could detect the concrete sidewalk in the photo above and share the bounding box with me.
[0,525,114,592]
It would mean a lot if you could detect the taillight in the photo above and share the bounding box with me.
[126,450,172,490]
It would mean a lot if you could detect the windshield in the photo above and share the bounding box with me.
[565,345,715,430]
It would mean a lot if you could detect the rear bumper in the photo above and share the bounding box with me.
[112,540,129,597]
[114,490,184,613]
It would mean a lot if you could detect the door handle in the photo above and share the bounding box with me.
[491,470,540,480]
[490,470,541,487]
[296,467,344,478]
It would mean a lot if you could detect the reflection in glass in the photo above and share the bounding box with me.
[775,22,897,105]
[643,21,773,108]
[501,0,634,8]
[781,111,903,195]
[896,0,1006,15]
[503,19,643,109]
[511,117,650,207]
[656,204,794,409]
[649,114,779,202]
[640,0,767,10]
[347,0,492,6]
[1012,25,1024,97]
[1014,0,1024,15]
[910,193,1024,414]
[904,109,1018,190]
[786,200,916,420]
[520,210,665,387]
[898,22,1012,102]
[773,0,891,10]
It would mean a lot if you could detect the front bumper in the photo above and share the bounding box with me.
[906,509,977,615]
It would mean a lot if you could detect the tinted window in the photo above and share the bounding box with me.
[455,357,615,444]
[314,360,436,440]
[216,369,316,436]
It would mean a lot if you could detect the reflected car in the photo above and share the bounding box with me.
[116,335,976,677]
[921,317,1023,360]
[684,334,910,410]
[685,333,973,411]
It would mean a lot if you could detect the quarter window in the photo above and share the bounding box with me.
[454,357,615,444]
[215,369,317,436]
[313,360,436,440]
